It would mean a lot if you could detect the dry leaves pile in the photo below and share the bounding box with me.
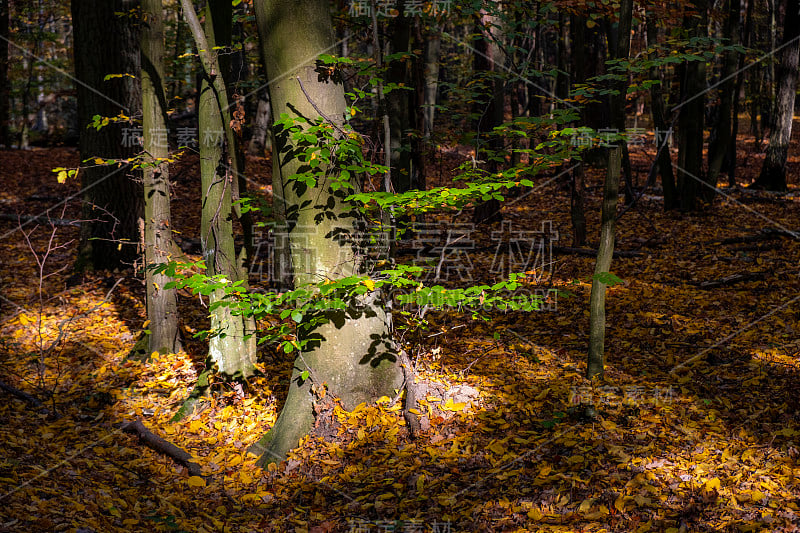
[1,144,799,533]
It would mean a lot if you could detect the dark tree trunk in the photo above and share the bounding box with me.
[0,0,9,146]
[645,16,677,209]
[752,0,800,191]
[472,8,505,225]
[569,12,587,245]
[727,0,755,186]
[71,0,142,271]
[386,3,423,195]
[707,0,741,196]
[676,0,707,211]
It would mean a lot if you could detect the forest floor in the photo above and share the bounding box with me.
[1,129,799,533]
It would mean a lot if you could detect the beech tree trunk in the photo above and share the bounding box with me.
[422,27,440,138]
[71,0,142,270]
[752,0,800,191]
[587,0,632,379]
[182,0,256,378]
[252,0,404,464]
[141,0,181,355]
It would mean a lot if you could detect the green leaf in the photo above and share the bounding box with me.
[592,271,624,286]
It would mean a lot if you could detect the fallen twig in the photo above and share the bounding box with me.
[122,419,203,477]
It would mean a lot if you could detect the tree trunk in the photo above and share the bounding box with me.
[386,2,423,194]
[0,0,9,146]
[676,0,707,211]
[727,0,755,186]
[707,0,741,195]
[752,0,799,191]
[141,0,181,355]
[182,0,256,378]
[586,0,632,379]
[645,16,677,209]
[472,7,505,225]
[252,0,404,464]
[570,164,587,247]
[248,90,272,155]
[422,27,440,139]
[71,0,142,271]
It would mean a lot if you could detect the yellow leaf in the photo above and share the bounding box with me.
[579,498,594,513]
[416,474,424,493]
[527,508,542,520]
[239,471,253,484]
[614,494,626,512]
[704,477,721,492]
[442,398,466,411]
[363,279,375,291]
[56,170,68,184]
[187,476,206,487]
[487,440,505,455]
[94,158,104,165]
[18,313,31,326]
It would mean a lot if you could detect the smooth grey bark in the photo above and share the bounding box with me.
[252,0,404,465]
[142,0,181,355]
[422,27,441,138]
[586,0,632,379]
[181,0,256,379]
[71,0,142,270]
[752,0,799,191]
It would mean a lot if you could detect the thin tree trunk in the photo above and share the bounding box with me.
[727,0,754,186]
[251,0,404,464]
[645,16,677,209]
[707,0,741,195]
[472,7,505,225]
[570,164,587,246]
[676,0,707,211]
[386,1,423,194]
[752,0,799,191]
[569,12,587,245]
[181,0,256,379]
[422,27,440,138]
[141,0,181,355]
[0,0,9,146]
[587,0,632,379]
